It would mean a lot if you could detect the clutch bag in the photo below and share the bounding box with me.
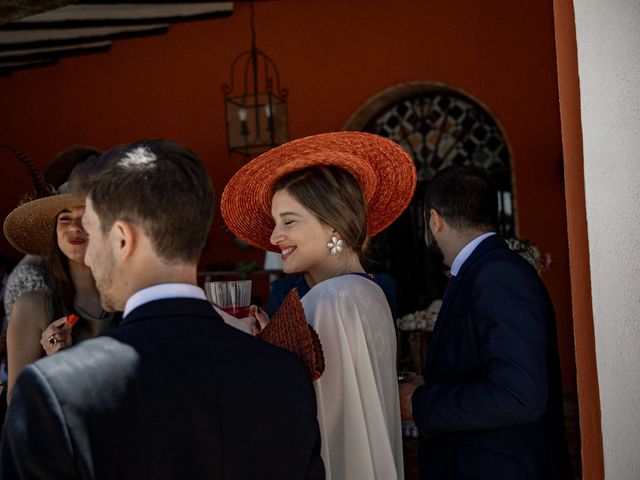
[258,289,325,381]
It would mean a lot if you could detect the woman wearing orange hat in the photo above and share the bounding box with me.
[3,182,119,402]
[222,131,416,479]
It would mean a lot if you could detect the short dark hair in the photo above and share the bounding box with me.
[86,140,214,263]
[424,166,498,230]
[273,166,368,254]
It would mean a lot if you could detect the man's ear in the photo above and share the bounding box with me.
[429,208,444,234]
[111,220,136,261]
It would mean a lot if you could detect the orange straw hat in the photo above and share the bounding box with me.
[221,131,417,252]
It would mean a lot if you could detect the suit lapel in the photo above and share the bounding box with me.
[424,235,508,375]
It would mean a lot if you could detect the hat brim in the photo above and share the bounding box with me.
[221,131,417,252]
[3,194,85,256]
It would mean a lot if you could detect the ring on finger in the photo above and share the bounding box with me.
[48,335,58,347]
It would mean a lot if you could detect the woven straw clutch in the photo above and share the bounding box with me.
[258,289,325,381]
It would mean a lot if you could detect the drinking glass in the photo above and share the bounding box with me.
[204,280,252,318]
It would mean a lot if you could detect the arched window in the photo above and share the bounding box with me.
[345,83,514,316]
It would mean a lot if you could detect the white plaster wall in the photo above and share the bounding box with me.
[573,1,640,477]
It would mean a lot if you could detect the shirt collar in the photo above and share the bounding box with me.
[450,232,496,276]
[123,283,206,318]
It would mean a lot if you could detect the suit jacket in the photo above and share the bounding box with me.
[1,298,324,480]
[412,235,573,480]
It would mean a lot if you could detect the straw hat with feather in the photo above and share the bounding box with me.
[3,186,85,257]
[1,145,99,256]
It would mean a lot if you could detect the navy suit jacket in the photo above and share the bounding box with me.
[412,235,573,479]
[1,298,324,480]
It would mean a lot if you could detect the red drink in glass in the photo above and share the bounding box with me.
[205,280,252,319]
[221,305,251,318]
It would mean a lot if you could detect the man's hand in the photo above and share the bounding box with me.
[399,375,424,421]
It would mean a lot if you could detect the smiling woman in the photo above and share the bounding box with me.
[55,206,87,264]
[270,165,368,284]
[2,183,120,402]
[222,131,417,480]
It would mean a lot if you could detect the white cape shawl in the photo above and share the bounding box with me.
[302,274,403,480]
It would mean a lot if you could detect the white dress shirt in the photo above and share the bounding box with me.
[450,232,496,276]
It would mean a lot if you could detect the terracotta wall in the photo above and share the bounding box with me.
[552,0,603,476]
[0,0,576,391]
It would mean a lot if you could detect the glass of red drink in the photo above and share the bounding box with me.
[204,280,252,318]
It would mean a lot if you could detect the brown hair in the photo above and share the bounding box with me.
[86,140,214,263]
[46,220,74,321]
[273,166,368,254]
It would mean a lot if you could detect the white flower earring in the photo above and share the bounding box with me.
[326,235,344,255]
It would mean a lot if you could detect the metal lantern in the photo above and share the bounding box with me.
[222,3,289,158]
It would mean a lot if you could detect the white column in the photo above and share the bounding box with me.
[573,1,640,477]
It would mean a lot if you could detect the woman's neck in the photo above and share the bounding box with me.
[307,251,365,287]
[68,260,103,317]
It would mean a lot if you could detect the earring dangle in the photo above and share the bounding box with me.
[326,235,344,255]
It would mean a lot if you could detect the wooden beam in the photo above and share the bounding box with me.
[0,40,110,60]
[8,3,233,27]
[0,1,78,25]
[0,23,168,48]
[0,58,57,74]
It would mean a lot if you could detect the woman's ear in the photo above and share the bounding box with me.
[328,226,339,238]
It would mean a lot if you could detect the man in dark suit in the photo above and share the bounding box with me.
[1,140,324,479]
[400,166,573,479]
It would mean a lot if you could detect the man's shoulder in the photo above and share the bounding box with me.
[26,318,309,406]
[465,237,537,276]
[460,241,551,307]
[473,246,540,278]
[31,334,138,380]
[14,335,139,412]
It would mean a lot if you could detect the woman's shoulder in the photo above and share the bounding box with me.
[312,273,363,289]
[306,274,381,302]
[4,256,49,319]
[7,256,47,281]
[7,290,49,331]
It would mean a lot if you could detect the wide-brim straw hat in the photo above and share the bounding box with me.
[3,191,85,256]
[221,131,417,252]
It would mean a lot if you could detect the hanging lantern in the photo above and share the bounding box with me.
[222,3,289,159]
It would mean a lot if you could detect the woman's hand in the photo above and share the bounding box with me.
[40,316,74,355]
[249,305,270,335]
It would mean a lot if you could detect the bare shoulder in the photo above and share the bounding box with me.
[9,291,49,331]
